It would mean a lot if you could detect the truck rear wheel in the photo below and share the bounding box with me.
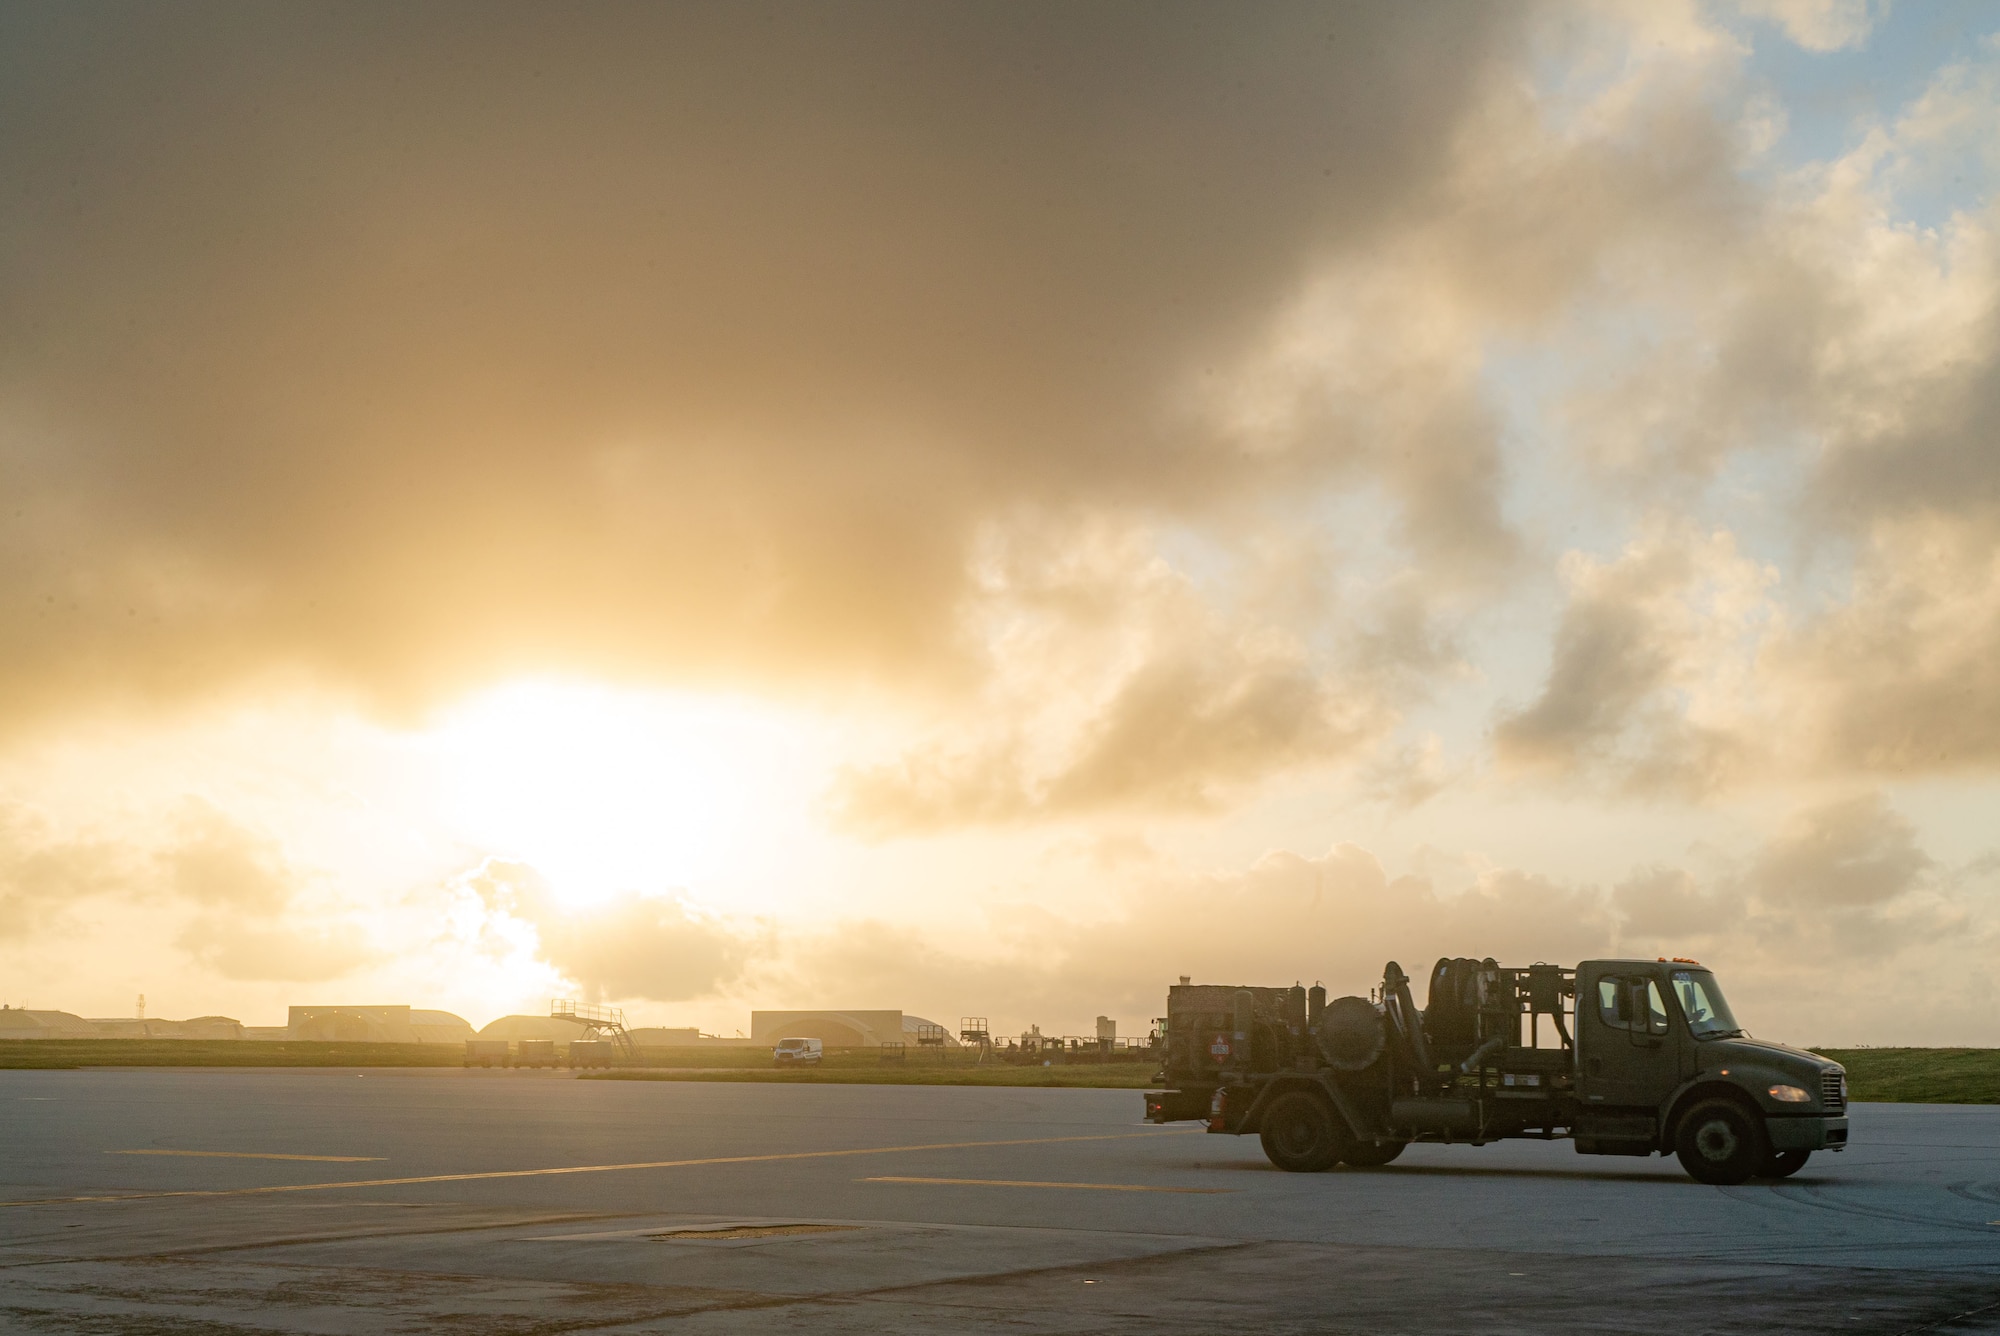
[1674,1098,1766,1185]
[1259,1091,1346,1172]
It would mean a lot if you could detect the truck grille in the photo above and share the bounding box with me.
[1822,1071,1846,1110]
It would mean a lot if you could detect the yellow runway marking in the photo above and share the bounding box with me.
[108,1151,386,1163]
[1,1130,1195,1209]
[865,1176,1232,1194]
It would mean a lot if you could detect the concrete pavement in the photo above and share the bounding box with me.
[2,1067,1997,1332]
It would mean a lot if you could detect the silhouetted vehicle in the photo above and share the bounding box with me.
[773,1036,823,1065]
[568,1039,616,1069]
[464,1039,510,1068]
[513,1038,558,1069]
[1144,958,1846,1185]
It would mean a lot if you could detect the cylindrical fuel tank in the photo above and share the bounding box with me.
[1317,995,1386,1071]
[1391,1097,1480,1133]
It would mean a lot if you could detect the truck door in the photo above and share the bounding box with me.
[1578,966,1677,1110]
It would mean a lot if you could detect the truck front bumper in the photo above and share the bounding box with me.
[1767,1114,1849,1151]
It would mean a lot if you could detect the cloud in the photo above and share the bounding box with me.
[829,518,1431,831]
[536,895,752,1005]
[1494,523,1775,795]
[1750,792,1932,907]
[174,917,373,983]
[1615,792,1964,977]
[1537,41,2000,787]
[0,793,388,987]
[836,637,1388,831]
[10,2,1979,808]
[166,800,297,912]
[1614,865,1740,939]
[0,807,132,940]
[0,798,305,939]
[1734,0,1884,52]
[461,860,751,1003]
[1764,522,2000,782]
[1355,735,1460,811]
[0,3,1530,732]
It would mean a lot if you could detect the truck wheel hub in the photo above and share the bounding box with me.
[1695,1119,1739,1160]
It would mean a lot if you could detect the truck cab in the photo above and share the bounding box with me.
[1575,959,1846,1180]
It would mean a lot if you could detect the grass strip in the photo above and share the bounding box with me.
[0,1040,462,1069]
[1812,1048,2000,1104]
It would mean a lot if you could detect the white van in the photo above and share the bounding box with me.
[772,1036,823,1065]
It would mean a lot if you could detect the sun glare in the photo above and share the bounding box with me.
[427,680,794,909]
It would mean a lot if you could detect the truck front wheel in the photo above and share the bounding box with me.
[1259,1092,1346,1172]
[1674,1099,1766,1185]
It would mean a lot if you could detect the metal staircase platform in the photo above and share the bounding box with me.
[551,999,636,1058]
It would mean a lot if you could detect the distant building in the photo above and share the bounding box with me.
[474,1014,592,1044]
[287,1006,473,1044]
[750,1010,959,1048]
[0,1008,98,1040]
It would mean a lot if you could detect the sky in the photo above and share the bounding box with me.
[2,0,1997,1045]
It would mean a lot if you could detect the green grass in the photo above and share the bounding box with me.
[0,1040,463,1069]
[1812,1048,2000,1104]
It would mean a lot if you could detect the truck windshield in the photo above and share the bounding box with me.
[1670,970,1742,1039]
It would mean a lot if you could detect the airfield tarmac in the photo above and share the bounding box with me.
[1,1068,1997,1334]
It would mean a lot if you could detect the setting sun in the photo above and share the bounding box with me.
[426,681,799,910]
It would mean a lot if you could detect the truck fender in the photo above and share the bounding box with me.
[1237,1075,1373,1142]
[1659,1080,1761,1153]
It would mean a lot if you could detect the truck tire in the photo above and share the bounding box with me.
[1674,1098,1766,1185]
[1259,1091,1346,1172]
[1759,1148,1809,1179]
[1340,1139,1407,1168]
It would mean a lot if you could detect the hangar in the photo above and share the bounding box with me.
[750,1010,957,1048]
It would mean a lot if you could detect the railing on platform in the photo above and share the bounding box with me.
[550,999,636,1058]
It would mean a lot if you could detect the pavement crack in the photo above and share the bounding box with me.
[1890,1296,2000,1335]
[145,1212,637,1259]
[843,1239,1259,1300]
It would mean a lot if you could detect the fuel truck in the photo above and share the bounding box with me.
[1143,957,1848,1185]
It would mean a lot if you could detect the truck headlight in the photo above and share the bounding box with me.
[1768,1084,1811,1103]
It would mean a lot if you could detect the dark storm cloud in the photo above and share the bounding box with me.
[0,2,1528,732]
